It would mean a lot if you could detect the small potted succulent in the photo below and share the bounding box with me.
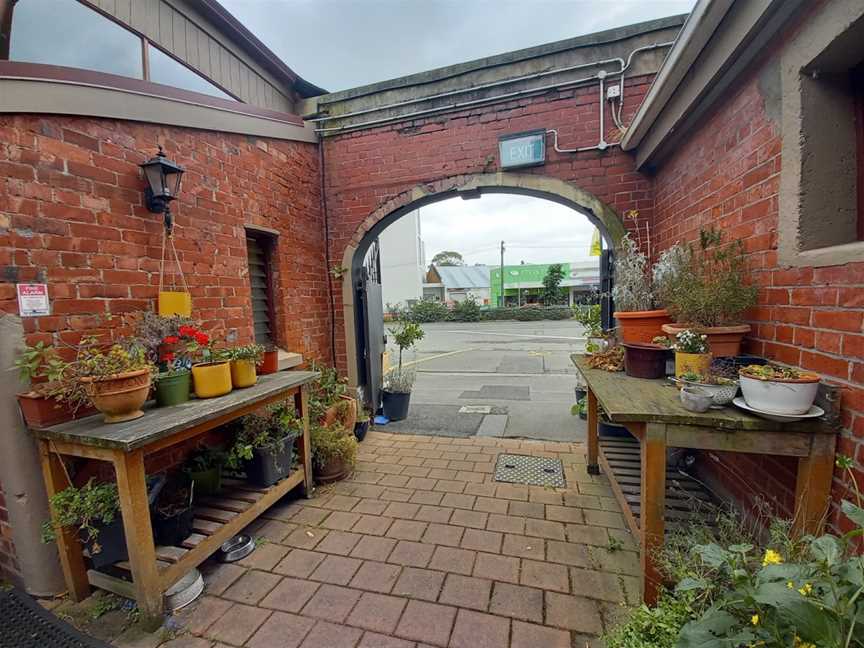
[656,229,758,357]
[612,235,671,343]
[382,320,425,421]
[673,329,711,378]
[258,345,280,375]
[77,340,155,423]
[227,404,300,487]
[739,364,820,415]
[228,343,264,389]
[183,446,225,496]
[311,422,358,484]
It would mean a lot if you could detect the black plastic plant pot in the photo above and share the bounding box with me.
[244,436,297,488]
[153,506,194,547]
[354,420,370,442]
[190,466,222,496]
[84,516,128,569]
[382,391,411,421]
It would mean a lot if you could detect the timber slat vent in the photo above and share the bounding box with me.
[246,232,274,346]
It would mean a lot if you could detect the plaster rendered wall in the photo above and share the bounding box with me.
[650,17,863,531]
[378,210,423,308]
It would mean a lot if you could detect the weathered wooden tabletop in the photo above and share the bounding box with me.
[571,354,831,433]
[32,371,320,452]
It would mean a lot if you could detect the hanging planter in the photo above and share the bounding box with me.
[157,220,192,317]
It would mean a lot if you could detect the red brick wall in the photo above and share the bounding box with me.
[323,76,657,372]
[0,114,330,573]
[650,52,862,529]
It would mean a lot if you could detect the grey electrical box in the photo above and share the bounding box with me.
[606,84,621,100]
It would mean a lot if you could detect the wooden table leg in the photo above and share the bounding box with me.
[586,388,600,475]
[640,423,667,606]
[38,441,90,601]
[296,384,314,497]
[793,433,836,536]
[112,449,162,624]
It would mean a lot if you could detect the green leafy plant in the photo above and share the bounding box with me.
[183,446,225,474]
[605,591,696,648]
[674,330,709,354]
[78,342,153,379]
[656,229,758,327]
[226,405,298,470]
[310,423,358,470]
[452,297,481,322]
[388,320,425,373]
[570,397,587,417]
[613,234,654,312]
[14,341,68,386]
[409,300,450,323]
[575,303,603,338]
[40,480,120,553]
[309,362,349,422]
[227,343,265,363]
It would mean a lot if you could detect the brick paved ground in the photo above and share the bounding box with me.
[110,431,639,647]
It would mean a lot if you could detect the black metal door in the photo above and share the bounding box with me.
[357,240,386,414]
[600,248,614,331]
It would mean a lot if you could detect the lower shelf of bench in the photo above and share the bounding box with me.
[88,469,305,598]
[598,435,716,539]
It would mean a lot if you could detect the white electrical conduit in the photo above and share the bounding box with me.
[313,41,675,134]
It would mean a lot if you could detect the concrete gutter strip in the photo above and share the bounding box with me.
[621,0,735,151]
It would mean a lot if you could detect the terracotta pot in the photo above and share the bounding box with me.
[258,349,279,375]
[80,368,151,424]
[16,392,96,429]
[675,352,712,378]
[314,457,351,484]
[662,323,751,358]
[321,395,357,433]
[614,309,672,344]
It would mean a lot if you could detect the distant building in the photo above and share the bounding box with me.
[379,211,425,308]
[424,265,491,304]
[489,261,598,306]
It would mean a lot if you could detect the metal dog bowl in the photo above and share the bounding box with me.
[219,534,255,562]
[164,568,204,612]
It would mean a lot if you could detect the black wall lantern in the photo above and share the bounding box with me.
[140,146,184,215]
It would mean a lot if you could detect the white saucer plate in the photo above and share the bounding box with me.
[732,397,824,422]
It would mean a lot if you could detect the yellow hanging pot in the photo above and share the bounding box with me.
[192,361,232,398]
[158,291,192,317]
[230,359,258,389]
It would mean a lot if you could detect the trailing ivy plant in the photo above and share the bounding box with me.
[41,480,120,554]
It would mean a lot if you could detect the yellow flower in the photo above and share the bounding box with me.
[762,549,783,566]
[798,582,813,596]
[787,581,795,589]
[794,637,816,648]
[751,614,760,625]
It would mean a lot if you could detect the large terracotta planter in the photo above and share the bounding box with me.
[662,323,751,358]
[614,309,672,344]
[81,368,151,423]
[17,392,96,429]
[314,457,351,484]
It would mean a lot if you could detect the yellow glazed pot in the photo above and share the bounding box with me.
[192,361,232,398]
[230,359,258,389]
[675,352,712,378]
[158,291,192,317]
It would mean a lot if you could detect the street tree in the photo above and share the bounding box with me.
[431,250,464,266]
[542,263,567,306]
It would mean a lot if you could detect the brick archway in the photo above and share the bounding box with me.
[338,171,627,389]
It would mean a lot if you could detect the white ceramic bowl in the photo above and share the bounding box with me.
[739,374,819,415]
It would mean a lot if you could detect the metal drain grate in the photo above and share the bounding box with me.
[0,587,112,648]
[494,454,566,488]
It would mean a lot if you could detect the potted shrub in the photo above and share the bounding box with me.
[14,342,95,428]
[258,345,279,375]
[78,341,155,424]
[228,343,264,389]
[612,235,671,343]
[574,303,610,353]
[311,423,358,484]
[183,447,225,496]
[151,477,194,547]
[310,363,356,433]
[354,408,372,442]
[185,326,231,399]
[673,329,711,378]
[227,405,299,487]
[570,397,587,420]
[739,364,820,415]
[656,229,758,356]
[382,320,425,421]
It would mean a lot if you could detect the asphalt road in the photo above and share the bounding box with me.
[383,320,589,442]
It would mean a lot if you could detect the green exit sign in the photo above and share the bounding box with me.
[499,129,546,169]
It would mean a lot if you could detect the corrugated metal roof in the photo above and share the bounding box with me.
[434,264,490,289]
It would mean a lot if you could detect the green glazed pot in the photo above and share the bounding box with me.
[155,371,191,407]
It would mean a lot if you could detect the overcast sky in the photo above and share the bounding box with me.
[419,195,600,267]
[222,0,695,267]
[222,0,695,92]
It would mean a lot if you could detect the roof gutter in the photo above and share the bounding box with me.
[621,0,734,152]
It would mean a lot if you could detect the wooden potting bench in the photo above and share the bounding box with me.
[572,355,838,605]
[33,370,318,623]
